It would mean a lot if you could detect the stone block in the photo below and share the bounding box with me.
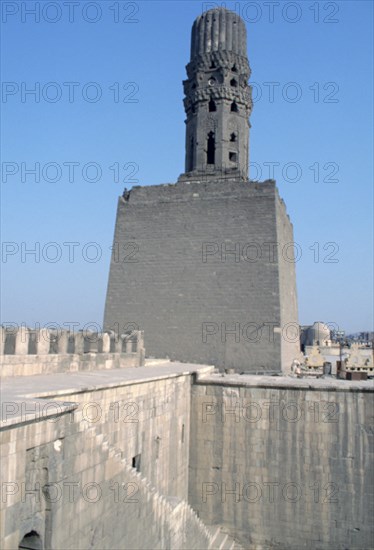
[15,327,29,355]
[36,328,51,355]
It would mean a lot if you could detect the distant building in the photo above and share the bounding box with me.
[301,321,373,375]
[300,321,331,350]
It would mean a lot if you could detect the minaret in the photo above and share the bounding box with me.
[104,8,299,375]
[179,8,252,182]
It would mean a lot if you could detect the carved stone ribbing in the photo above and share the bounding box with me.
[190,8,248,58]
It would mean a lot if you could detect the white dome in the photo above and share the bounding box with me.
[310,322,331,344]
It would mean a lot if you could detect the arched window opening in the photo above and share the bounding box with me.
[188,137,194,172]
[230,133,237,142]
[132,454,141,472]
[231,101,238,113]
[209,99,216,112]
[229,152,237,162]
[19,531,43,550]
[230,78,238,87]
[210,61,216,69]
[207,132,215,165]
[231,64,237,72]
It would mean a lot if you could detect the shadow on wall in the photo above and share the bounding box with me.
[18,531,43,550]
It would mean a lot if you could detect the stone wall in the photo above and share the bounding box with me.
[1,360,373,549]
[275,194,299,374]
[0,328,145,377]
[189,376,374,549]
[1,352,143,378]
[59,375,192,499]
[0,371,213,549]
[104,179,298,373]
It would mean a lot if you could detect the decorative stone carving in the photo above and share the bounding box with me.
[180,8,252,181]
[345,343,373,370]
[305,346,324,368]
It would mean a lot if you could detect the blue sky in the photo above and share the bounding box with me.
[1,0,373,333]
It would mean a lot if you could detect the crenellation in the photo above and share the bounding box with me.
[14,327,29,355]
[74,332,85,354]
[35,328,51,355]
[1,329,145,378]
[56,330,69,353]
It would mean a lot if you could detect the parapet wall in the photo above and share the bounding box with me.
[1,359,373,549]
[0,365,211,549]
[189,374,374,550]
[0,327,145,377]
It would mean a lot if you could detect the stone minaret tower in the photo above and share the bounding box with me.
[180,8,252,182]
[104,8,299,375]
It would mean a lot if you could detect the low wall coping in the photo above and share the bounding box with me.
[1,362,215,429]
[196,372,374,393]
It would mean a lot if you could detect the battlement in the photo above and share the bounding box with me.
[0,327,145,377]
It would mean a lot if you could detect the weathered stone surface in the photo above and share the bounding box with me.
[0,330,145,377]
[181,8,252,181]
[0,327,4,355]
[0,363,216,550]
[74,332,84,354]
[1,364,372,550]
[101,333,111,353]
[104,181,299,373]
[104,8,298,375]
[14,327,28,355]
[36,328,50,355]
[84,332,99,353]
[189,374,374,550]
[57,331,69,353]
